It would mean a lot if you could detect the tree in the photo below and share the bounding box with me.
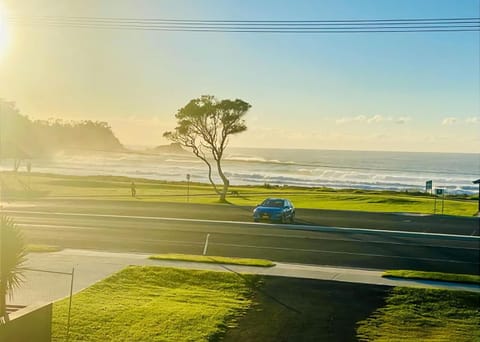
[164,95,251,202]
[0,216,27,323]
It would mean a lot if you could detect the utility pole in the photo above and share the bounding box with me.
[0,100,3,322]
[473,179,480,215]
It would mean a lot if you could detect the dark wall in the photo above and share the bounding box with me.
[0,303,52,342]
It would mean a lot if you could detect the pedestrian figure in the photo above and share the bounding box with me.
[131,181,136,198]
[26,161,31,173]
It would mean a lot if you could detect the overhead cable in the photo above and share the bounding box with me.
[7,16,480,33]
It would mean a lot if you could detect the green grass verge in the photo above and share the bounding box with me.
[50,266,480,341]
[383,270,480,285]
[25,244,63,253]
[356,287,480,341]
[149,253,275,267]
[2,171,477,216]
[52,266,259,342]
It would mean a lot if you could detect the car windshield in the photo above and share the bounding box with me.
[262,199,284,207]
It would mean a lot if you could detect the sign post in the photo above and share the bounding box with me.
[425,180,433,194]
[186,174,191,202]
[434,188,445,215]
[473,179,480,215]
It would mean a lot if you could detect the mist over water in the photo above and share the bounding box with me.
[1,147,478,194]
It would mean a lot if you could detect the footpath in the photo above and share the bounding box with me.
[13,248,480,307]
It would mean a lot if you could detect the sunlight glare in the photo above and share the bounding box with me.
[0,4,10,59]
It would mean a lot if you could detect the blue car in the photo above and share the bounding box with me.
[253,198,295,223]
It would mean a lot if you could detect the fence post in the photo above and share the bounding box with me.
[66,267,75,341]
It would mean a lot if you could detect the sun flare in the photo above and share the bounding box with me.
[0,5,9,59]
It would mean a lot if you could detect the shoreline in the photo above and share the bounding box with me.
[1,147,477,195]
[1,170,477,198]
[0,170,477,217]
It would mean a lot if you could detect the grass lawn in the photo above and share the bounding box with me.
[52,266,260,342]
[25,244,63,253]
[383,270,480,285]
[149,254,275,267]
[356,287,480,341]
[224,278,389,341]
[51,266,480,341]
[2,171,477,216]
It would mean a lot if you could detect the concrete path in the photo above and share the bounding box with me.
[12,249,480,307]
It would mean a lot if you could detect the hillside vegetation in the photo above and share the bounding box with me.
[0,99,124,160]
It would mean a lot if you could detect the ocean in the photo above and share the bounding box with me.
[1,148,479,194]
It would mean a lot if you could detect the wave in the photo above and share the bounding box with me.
[165,158,202,164]
[4,149,476,195]
[224,155,297,165]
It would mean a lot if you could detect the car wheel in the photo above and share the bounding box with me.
[281,214,286,224]
[289,214,295,224]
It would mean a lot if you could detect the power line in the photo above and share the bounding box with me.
[7,16,480,33]
[8,18,480,28]
[8,15,480,23]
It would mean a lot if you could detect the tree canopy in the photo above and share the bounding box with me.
[164,95,251,201]
[0,99,124,161]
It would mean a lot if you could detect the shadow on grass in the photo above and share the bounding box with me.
[208,257,302,315]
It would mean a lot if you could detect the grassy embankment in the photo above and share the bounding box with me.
[51,266,480,341]
[383,270,480,285]
[52,266,260,341]
[3,172,477,216]
[357,287,480,341]
[149,254,275,267]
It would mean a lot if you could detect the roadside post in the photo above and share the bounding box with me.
[434,188,445,215]
[22,266,75,341]
[186,173,191,202]
[473,179,480,215]
[426,180,433,195]
[66,267,75,342]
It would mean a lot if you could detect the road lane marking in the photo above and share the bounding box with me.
[211,242,479,265]
[16,221,480,251]
[16,221,477,265]
[5,209,479,241]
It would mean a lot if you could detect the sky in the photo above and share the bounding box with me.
[0,0,479,153]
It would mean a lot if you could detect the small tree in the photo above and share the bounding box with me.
[164,95,251,202]
[0,216,27,323]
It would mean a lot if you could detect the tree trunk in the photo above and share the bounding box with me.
[216,159,229,202]
[205,159,221,195]
[191,148,221,196]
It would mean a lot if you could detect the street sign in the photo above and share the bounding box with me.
[433,188,446,214]
[426,180,432,191]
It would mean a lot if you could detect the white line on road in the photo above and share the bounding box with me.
[203,233,210,255]
[14,223,478,265]
[212,242,479,264]
[15,219,479,251]
[5,209,479,241]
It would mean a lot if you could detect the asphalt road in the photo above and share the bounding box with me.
[6,199,480,235]
[4,202,479,275]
